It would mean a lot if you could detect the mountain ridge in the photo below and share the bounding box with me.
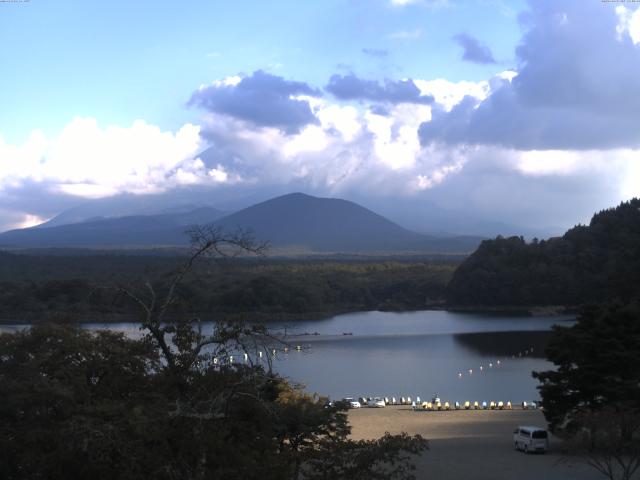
[0,193,482,254]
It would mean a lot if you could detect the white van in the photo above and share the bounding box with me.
[513,426,549,453]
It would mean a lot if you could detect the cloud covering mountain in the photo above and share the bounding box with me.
[0,0,638,235]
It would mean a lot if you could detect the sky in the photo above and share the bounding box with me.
[1,0,639,234]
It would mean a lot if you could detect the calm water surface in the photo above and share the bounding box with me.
[2,310,571,403]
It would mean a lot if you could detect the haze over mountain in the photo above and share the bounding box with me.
[0,193,482,254]
[19,185,558,239]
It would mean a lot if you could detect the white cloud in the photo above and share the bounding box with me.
[15,213,47,229]
[414,78,490,111]
[616,5,640,44]
[0,118,212,199]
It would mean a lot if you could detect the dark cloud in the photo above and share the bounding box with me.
[369,104,391,116]
[422,0,640,150]
[452,33,496,64]
[326,74,433,104]
[362,48,389,58]
[188,70,321,134]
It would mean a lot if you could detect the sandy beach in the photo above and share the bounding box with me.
[348,407,603,480]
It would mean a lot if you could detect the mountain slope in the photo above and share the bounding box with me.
[0,193,482,253]
[215,193,479,252]
[0,208,225,248]
[446,198,640,306]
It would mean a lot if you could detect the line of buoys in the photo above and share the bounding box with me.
[456,346,532,380]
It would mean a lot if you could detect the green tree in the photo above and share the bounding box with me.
[533,301,640,480]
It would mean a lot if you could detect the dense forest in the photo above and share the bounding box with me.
[446,199,640,307]
[0,252,458,323]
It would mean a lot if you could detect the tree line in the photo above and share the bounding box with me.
[446,198,640,307]
[0,253,457,322]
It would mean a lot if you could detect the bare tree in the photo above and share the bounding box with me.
[117,225,270,374]
[562,407,640,480]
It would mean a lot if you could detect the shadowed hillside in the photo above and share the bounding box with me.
[446,199,640,307]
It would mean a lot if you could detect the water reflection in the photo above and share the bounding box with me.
[453,331,552,359]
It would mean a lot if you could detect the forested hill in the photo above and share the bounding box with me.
[446,198,640,307]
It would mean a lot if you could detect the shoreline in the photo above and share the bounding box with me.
[0,305,575,326]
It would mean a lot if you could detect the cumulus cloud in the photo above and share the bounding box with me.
[421,0,640,150]
[326,74,433,105]
[3,0,639,235]
[188,70,321,134]
[452,33,496,64]
[0,118,223,231]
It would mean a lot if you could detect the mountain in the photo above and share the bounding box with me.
[0,193,482,253]
[214,193,480,253]
[446,198,640,307]
[38,191,228,228]
[0,207,225,248]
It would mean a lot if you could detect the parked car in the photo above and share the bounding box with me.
[367,397,386,408]
[343,397,361,409]
[513,426,549,453]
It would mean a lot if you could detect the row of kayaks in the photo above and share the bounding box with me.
[345,396,540,410]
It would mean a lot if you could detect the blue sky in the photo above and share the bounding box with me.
[1,0,522,143]
[1,0,639,234]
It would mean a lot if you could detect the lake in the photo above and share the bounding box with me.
[1,310,571,404]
